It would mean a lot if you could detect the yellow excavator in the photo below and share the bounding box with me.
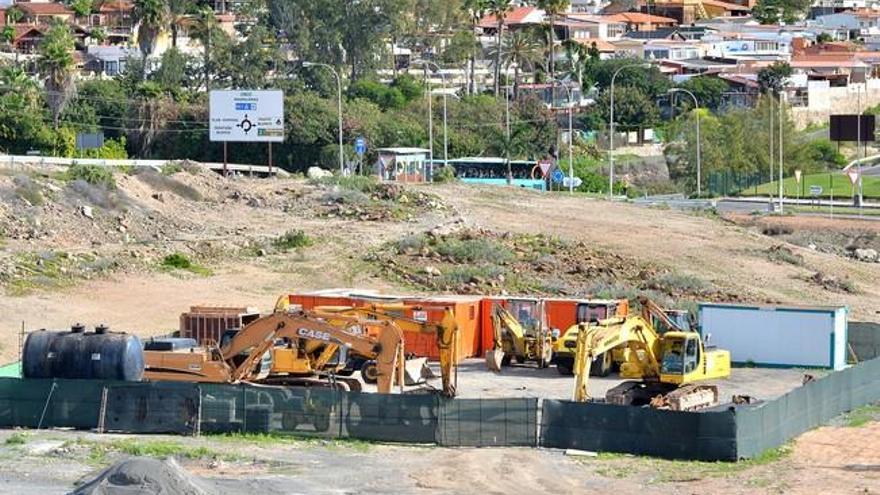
[485,301,555,372]
[144,309,409,394]
[571,297,731,411]
[312,303,459,397]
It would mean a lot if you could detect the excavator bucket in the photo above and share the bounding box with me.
[403,357,431,386]
[485,349,505,373]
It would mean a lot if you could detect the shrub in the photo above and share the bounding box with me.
[161,253,193,270]
[435,265,505,287]
[273,230,312,251]
[648,273,710,295]
[433,165,457,184]
[161,162,183,175]
[13,176,44,206]
[767,245,803,266]
[434,238,513,263]
[313,175,380,194]
[762,224,793,236]
[396,233,429,254]
[65,163,115,189]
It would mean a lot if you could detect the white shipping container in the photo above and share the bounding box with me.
[698,303,848,370]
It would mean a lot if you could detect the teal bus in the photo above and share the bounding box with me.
[443,157,546,191]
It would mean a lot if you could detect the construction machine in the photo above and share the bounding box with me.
[555,299,692,377]
[312,303,459,397]
[144,309,409,394]
[571,297,731,411]
[485,300,556,372]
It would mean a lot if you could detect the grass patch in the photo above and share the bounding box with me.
[1,251,117,296]
[743,173,880,199]
[65,163,116,189]
[312,175,380,194]
[766,245,803,266]
[208,432,372,452]
[434,237,513,263]
[65,438,226,465]
[273,230,313,252]
[160,162,183,175]
[160,253,212,276]
[646,273,710,296]
[5,432,27,445]
[435,265,505,287]
[843,403,880,427]
[13,176,45,206]
[585,444,792,482]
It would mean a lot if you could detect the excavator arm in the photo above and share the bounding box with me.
[314,304,459,397]
[639,296,685,334]
[572,316,662,402]
[221,310,406,393]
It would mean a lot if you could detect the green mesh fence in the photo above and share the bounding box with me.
[104,382,199,435]
[437,398,538,447]
[0,378,107,430]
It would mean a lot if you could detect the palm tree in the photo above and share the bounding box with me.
[168,0,194,48]
[537,0,570,101]
[0,65,40,109]
[486,0,513,97]
[133,0,168,61]
[1,25,14,51]
[189,7,218,91]
[38,22,77,129]
[491,28,542,99]
[5,6,24,25]
[461,0,487,95]
[561,38,589,92]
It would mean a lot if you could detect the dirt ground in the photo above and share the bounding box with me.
[0,422,876,495]
[1,174,879,493]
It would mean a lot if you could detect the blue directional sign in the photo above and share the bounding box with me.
[355,136,367,155]
[551,168,565,184]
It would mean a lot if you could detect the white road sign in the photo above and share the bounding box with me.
[209,90,284,142]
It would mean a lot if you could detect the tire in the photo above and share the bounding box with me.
[590,352,614,377]
[501,355,513,366]
[360,361,379,384]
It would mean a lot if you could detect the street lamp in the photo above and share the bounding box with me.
[550,78,575,194]
[303,61,344,175]
[668,88,702,197]
[423,61,450,178]
[609,62,652,199]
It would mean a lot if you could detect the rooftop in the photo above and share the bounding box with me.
[16,2,74,16]
[479,6,542,29]
[605,12,678,24]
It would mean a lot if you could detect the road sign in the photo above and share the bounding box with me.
[810,185,823,196]
[76,132,104,151]
[552,169,565,184]
[209,90,284,142]
[563,176,583,188]
[355,136,367,155]
[794,170,802,184]
[847,168,860,185]
[538,160,553,176]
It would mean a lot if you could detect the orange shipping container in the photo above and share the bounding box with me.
[402,296,482,363]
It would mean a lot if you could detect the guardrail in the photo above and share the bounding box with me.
[0,154,285,176]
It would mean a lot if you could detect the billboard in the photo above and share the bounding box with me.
[829,114,875,142]
[209,90,284,142]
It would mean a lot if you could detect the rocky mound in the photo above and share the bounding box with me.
[73,457,216,495]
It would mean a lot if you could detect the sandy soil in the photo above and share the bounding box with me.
[0,425,876,495]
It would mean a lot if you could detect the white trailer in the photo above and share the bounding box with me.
[698,303,848,370]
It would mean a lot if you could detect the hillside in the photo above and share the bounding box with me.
[0,166,877,363]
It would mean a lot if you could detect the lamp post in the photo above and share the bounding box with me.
[668,88,701,197]
[609,62,652,199]
[303,61,344,175]
[550,78,575,194]
[423,61,450,177]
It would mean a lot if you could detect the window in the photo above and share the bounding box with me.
[105,60,119,75]
[684,337,699,373]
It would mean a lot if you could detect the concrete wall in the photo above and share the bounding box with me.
[849,322,880,361]
[792,81,880,129]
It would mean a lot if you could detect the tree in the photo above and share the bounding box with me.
[153,48,189,94]
[1,25,14,49]
[536,0,569,84]
[90,26,108,45]
[493,28,542,99]
[677,76,728,110]
[589,58,670,98]
[752,0,810,24]
[168,0,194,48]
[188,6,219,91]
[582,85,660,132]
[487,0,513,97]
[461,0,487,95]
[816,32,833,43]
[70,0,95,18]
[39,22,77,129]
[133,0,168,61]
[758,61,792,94]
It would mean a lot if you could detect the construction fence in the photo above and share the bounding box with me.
[0,357,877,460]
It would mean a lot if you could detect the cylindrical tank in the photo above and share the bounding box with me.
[22,325,145,381]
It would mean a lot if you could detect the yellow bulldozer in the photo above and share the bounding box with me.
[485,300,556,372]
[571,297,731,411]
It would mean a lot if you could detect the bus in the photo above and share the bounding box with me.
[444,157,546,191]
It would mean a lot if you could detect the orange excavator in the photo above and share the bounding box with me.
[143,309,408,393]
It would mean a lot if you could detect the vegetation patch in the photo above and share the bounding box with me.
[5,432,28,445]
[64,163,116,189]
[0,250,118,296]
[160,253,212,276]
[842,403,880,427]
[313,177,445,221]
[370,229,739,301]
[806,271,857,294]
[766,245,803,266]
[13,176,46,206]
[273,230,313,252]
